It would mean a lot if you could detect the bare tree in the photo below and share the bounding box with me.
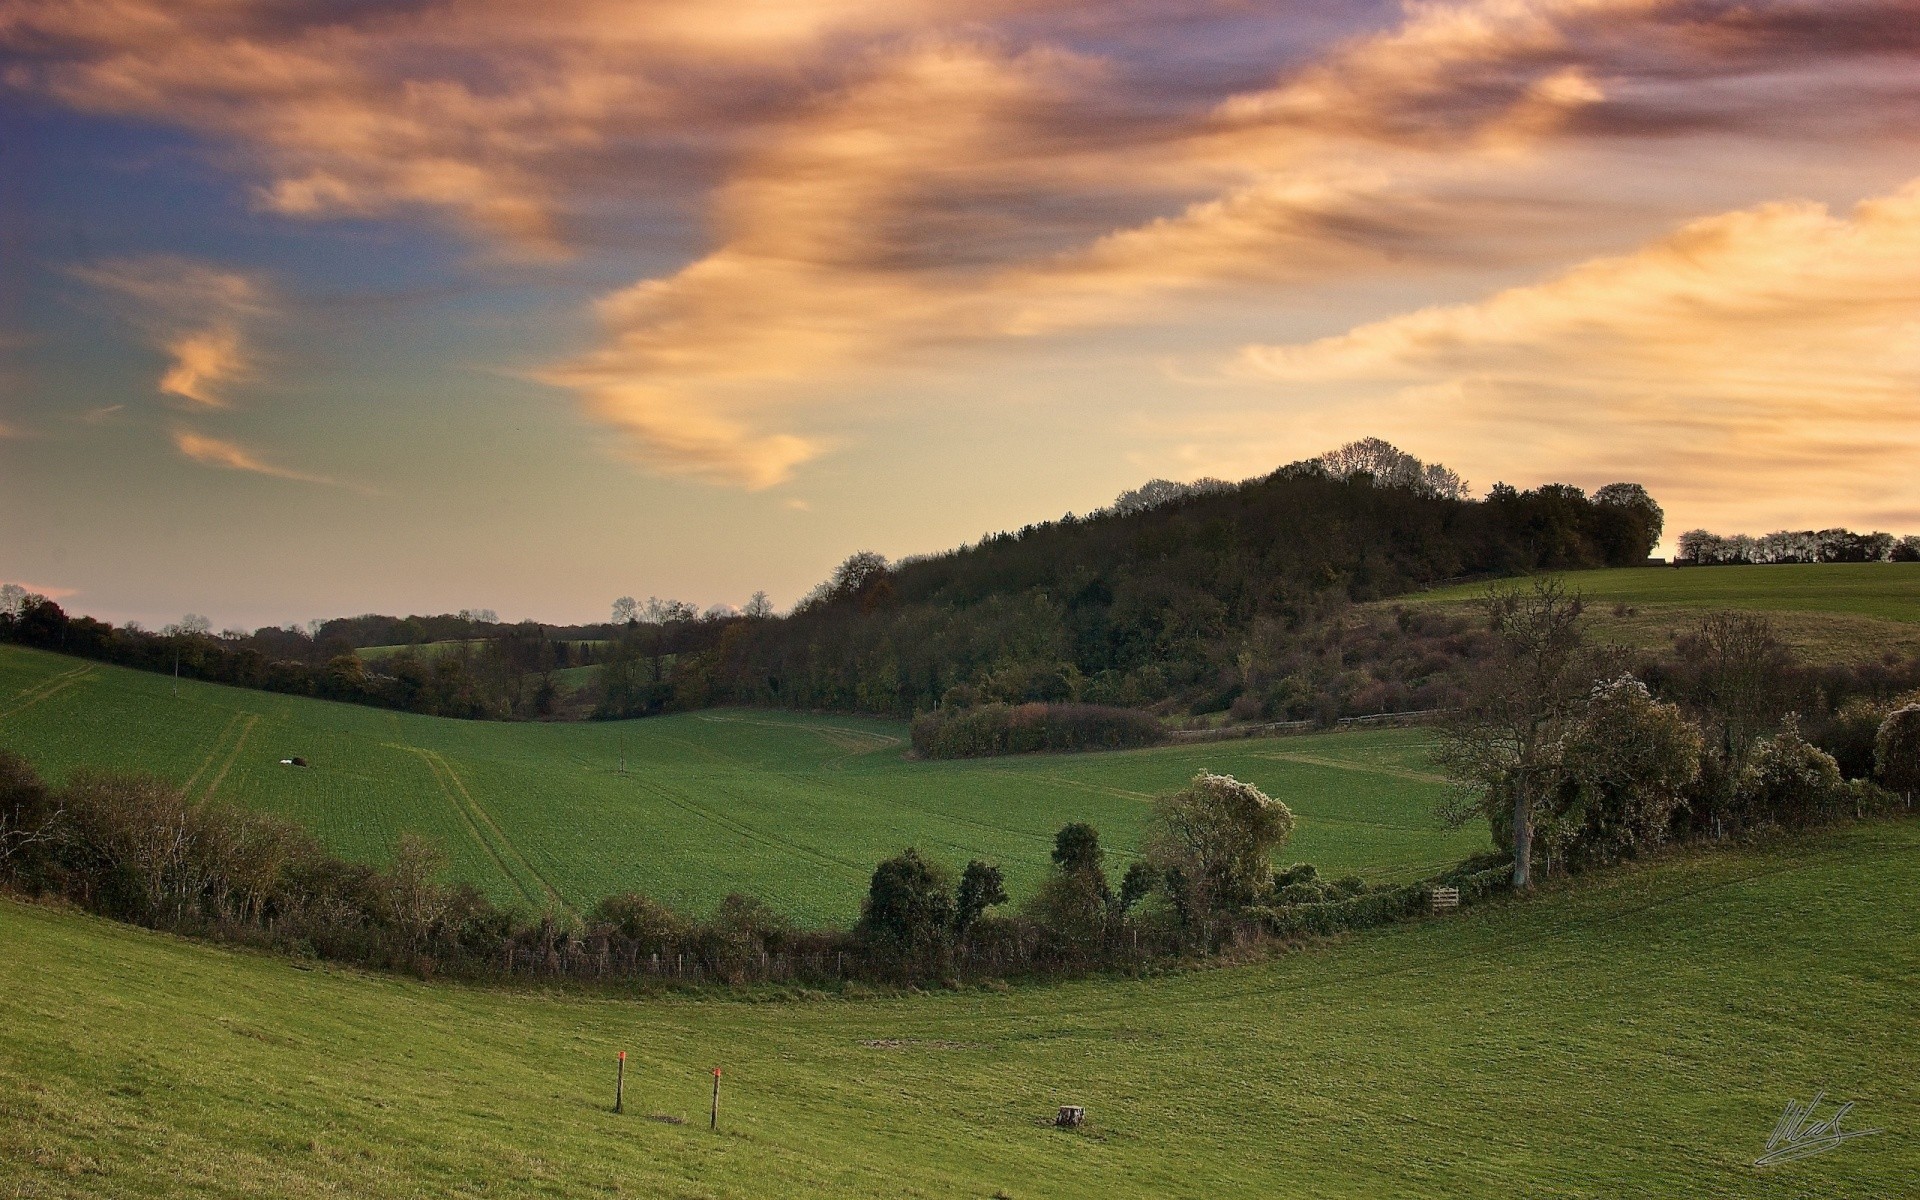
[611,595,638,625]
[744,591,774,619]
[1435,578,1596,888]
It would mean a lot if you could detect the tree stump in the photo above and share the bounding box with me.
[1055,1105,1084,1128]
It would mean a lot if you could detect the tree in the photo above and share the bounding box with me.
[1142,771,1294,921]
[1026,825,1112,956]
[611,596,639,625]
[953,859,1007,936]
[1875,706,1920,805]
[1594,483,1664,562]
[744,591,774,619]
[1050,822,1107,892]
[1435,578,1595,888]
[1673,611,1795,811]
[384,833,453,951]
[858,848,953,961]
[1550,677,1701,866]
[0,583,27,619]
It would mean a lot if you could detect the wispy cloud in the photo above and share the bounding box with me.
[12,0,1920,485]
[1232,177,1920,531]
[71,256,271,407]
[171,429,349,489]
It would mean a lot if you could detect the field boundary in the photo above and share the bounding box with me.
[1251,752,1450,786]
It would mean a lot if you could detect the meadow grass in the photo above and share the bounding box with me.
[0,645,1483,923]
[1407,562,1920,620]
[1397,562,1920,660]
[2,818,1913,1198]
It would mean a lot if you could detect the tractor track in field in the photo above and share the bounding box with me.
[392,744,567,913]
[190,713,259,802]
[1250,751,1450,786]
[182,713,245,796]
[0,664,95,722]
[623,775,867,877]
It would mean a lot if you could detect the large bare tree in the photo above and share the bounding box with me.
[1436,578,1598,889]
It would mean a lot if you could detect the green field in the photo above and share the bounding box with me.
[1400,563,1920,660]
[4,818,1913,1198]
[0,645,1482,923]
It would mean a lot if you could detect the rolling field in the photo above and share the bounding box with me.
[1410,562,1920,620]
[0,645,1482,923]
[1399,562,1920,660]
[3,818,1914,1198]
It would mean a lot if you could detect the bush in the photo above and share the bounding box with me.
[1736,718,1845,828]
[910,703,1164,758]
[1876,706,1920,802]
[857,848,953,965]
[1143,772,1294,922]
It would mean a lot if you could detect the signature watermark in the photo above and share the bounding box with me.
[1755,1092,1882,1167]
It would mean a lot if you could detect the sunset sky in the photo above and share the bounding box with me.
[4,0,1919,629]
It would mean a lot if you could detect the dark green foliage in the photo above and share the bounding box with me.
[1116,860,1158,912]
[857,848,953,961]
[953,860,1007,935]
[910,702,1164,758]
[1051,823,1105,877]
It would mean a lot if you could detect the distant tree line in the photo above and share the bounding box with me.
[1675,528,1920,566]
[0,591,739,721]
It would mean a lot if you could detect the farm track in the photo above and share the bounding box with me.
[394,745,565,912]
[197,713,259,802]
[0,664,94,722]
[1251,751,1450,786]
[181,712,247,797]
[624,774,868,878]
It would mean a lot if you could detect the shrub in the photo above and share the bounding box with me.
[1550,677,1702,866]
[592,892,688,952]
[910,703,1164,758]
[1876,706,1920,803]
[1736,717,1845,828]
[857,848,953,964]
[1144,772,1294,921]
[953,860,1007,937]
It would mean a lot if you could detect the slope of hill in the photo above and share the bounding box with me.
[0,644,1483,922]
[1398,563,1920,661]
[3,818,1912,1198]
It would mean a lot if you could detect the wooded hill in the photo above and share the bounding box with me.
[671,452,1664,720]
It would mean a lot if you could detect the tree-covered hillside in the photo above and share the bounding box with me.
[679,448,1663,719]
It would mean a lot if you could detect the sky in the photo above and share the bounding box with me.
[3,0,1919,631]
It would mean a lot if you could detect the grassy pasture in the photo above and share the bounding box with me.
[1397,563,1920,660]
[3,818,1914,1198]
[0,645,1482,923]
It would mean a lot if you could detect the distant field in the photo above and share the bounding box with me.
[0,645,1482,922]
[1409,563,1920,619]
[3,818,1913,1198]
[1400,563,1920,660]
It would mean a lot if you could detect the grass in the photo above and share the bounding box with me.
[3,817,1914,1198]
[0,645,1483,923]
[1397,563,1920,660]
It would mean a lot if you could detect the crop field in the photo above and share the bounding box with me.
[1398,562,1920,661]
[1409,562,1920,620]
[2,818,1913,1198]
[0,645,1483,923]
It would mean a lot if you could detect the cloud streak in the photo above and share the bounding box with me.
[1234,177,1920,532]
[11,0,1920,485]
[171,429,350,489]
[72,256,271,407]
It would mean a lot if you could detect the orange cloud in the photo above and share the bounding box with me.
[1233,177,1920,532]
[172,429,344,488]
[72,257,269,407]
[14,0,1920,485]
